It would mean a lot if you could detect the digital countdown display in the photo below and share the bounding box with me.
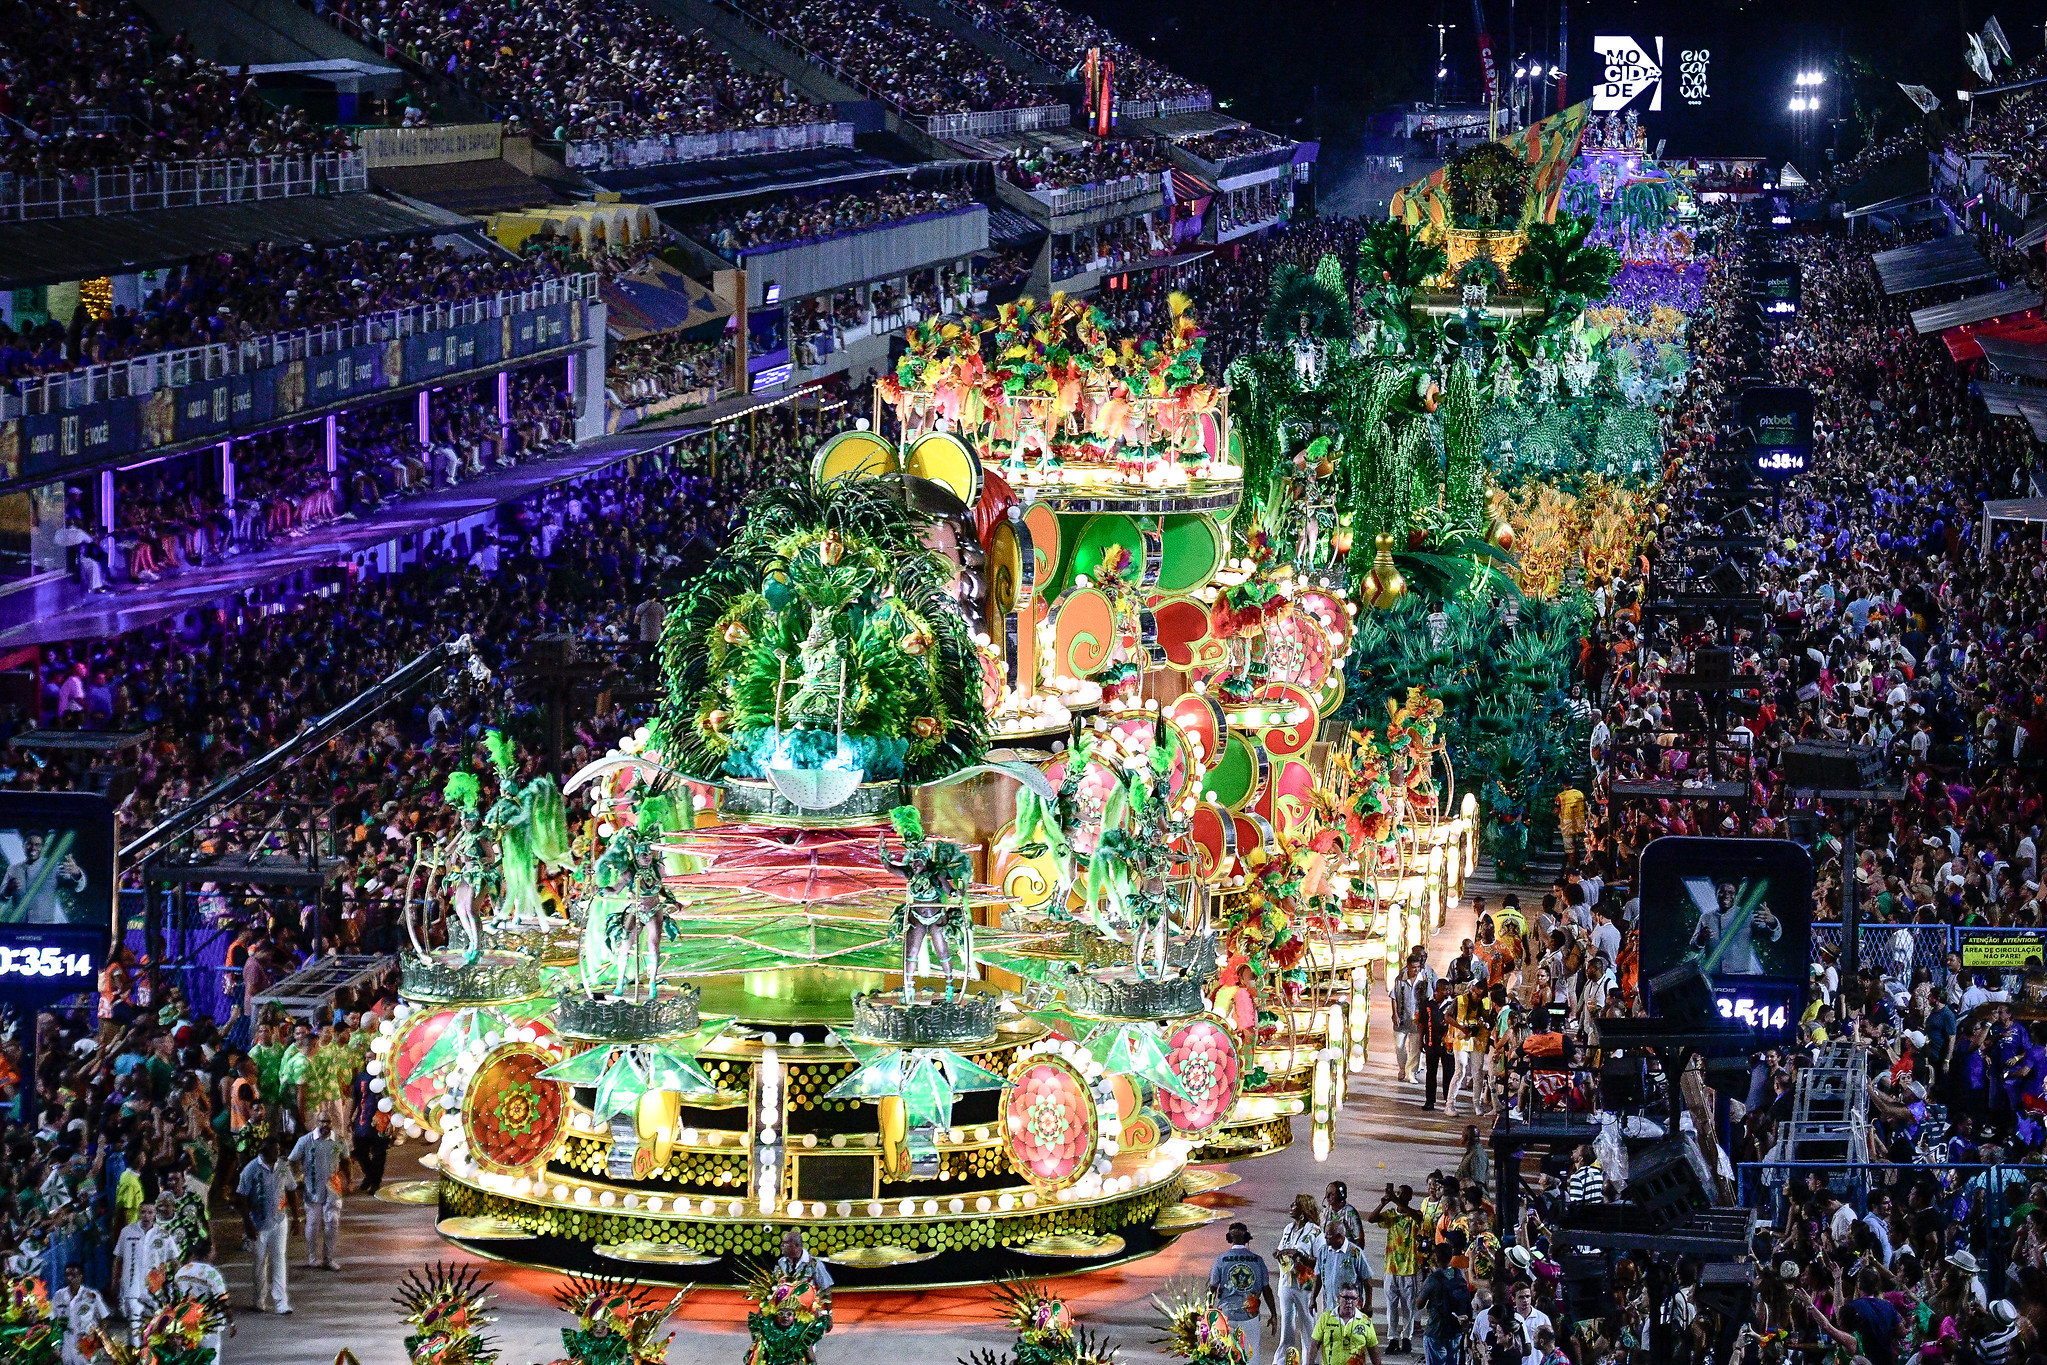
[1741,385,1814,484]
[1638,836,1814,1041]
[0,792,115,999]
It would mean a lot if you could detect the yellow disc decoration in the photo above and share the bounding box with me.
[596,1241,722,1266]
[436,1216,535,1240]
[372,1180,440,1206]
[1013,1233,1127,1259]
[904,430,983,505]
[811,430,898,483]
[824,1245,942,1268]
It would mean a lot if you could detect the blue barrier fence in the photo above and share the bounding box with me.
[1811,922,2046,989]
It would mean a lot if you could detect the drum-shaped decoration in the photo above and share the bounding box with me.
[386,1006,464,1131]
[462,1041,566,1177]
[904,430,983,506]
[1052,588,1117,679]
[811,430,899,484]
[1256,759,1318,846]
[987,516,1035,617]
[1166,693,1226,767]
[992,816,1065,913]
[1001,1053,1101,1192]
[1254,683,1318,757]
[1156,513,1225,594]
[1158,1017,1243,1139]
[1153,596,1230,672]
[1189,801,1239,881]
[1202,733,1270,812]
[1023,503,1062,588]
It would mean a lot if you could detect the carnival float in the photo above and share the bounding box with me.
[347,106,1700,1299]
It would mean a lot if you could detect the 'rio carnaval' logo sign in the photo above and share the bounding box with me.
[1594,35,1662,111]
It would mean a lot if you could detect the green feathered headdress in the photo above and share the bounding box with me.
[443,771,482,814]
[483,728,517,780]
[889,805,926,842]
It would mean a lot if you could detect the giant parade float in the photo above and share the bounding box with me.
[361,288,1476,1291]
[366,103,1694,1288]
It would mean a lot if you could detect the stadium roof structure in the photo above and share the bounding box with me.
[1912,287,2044,335]
[1872,235,1992,294]
[0,192,475,289]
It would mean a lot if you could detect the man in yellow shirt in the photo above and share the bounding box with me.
[1311,1286,1383,1365]
[1555,786,1587,866]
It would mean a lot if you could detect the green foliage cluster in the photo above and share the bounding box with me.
[1342,591,1593,878]
[657,475,988,785]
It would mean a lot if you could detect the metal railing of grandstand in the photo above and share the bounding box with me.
[1029,170,1163,214]
[0,153,367,223]
[1,273,599,419]
[925,105,1072,140]
[1738,1161,2045,1293]
[565,119,855,170]
[1117,93,1215,121]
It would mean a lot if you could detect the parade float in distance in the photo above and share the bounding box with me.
[353,101,1689,1299]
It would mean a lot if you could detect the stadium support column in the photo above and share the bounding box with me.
[417,390,431,447]
[572,298,608,444]
[220,440,235,506]
[497,370,512,451]
[326,415,339,498]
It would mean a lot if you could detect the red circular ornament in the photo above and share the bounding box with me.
[1158,1017,1243,1138]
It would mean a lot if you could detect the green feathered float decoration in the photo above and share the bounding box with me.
[658,474,989,788]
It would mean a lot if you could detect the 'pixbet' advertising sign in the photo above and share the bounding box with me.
[1594,35,1663,112]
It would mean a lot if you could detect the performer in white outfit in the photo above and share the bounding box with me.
[112,1202,179,1346]
[51,1263,110,1365]
[1271,1195,1323,1365]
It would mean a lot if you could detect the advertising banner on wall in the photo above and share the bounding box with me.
[0,304,588,486]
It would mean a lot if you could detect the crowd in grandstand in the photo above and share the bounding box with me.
[1173,126,1288,163]
[1005,139,1167,192]
[944,0,1205,101]
[315,0,826,144]
[0,1,355,176]
[685,184,975,255]
[739,0,1041,114]
[607,333,734,406]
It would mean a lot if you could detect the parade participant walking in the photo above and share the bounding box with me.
[112,1199,178,1345]
[1311,1285,1385,1365]
[290,1113,347,1270]
[52,1263,111,1365]
[1273,1194,1323,1365]
[1314,1217,1374,1320]
[1392,956,1428,1085]
[1211,1221,1279,1364]
[173,1236,233,1364]
[1371,1184,1423,1354]
[1420,981,1454,1111]
[235,1135,292,1315]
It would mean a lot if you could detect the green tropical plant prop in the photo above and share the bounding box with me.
[657,475,989,786]
[1508,213,1621,329]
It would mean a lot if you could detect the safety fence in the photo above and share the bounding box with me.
[0,153,366,222]
[1810,922,2047,983]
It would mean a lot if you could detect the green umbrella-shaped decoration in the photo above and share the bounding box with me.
[539,1018,737,1119]
[824,1045,1010,1132]
[1084,1021,1192,1101]
[538,1045,617,1087]
[1023,1006,1098,1042]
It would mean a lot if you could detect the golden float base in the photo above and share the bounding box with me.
[374,1180,441,1206]
[596,1240,723,1266]
[1013,1232,1127,1259]
[438,1165,1183,1267]
[1192,1114,1295,1162]
[824,1245,942,1268]
[1178,1168,1240,1194]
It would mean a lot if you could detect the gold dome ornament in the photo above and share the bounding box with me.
[722,620,752,646]
[1365,533,1407,609]
[818,530,846,566]
[911,715,942,740]
[706,709,730,735]
[1488,518,1517,553]
[900,628,933,656]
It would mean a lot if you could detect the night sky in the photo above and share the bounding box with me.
[1075,0,2047,168]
